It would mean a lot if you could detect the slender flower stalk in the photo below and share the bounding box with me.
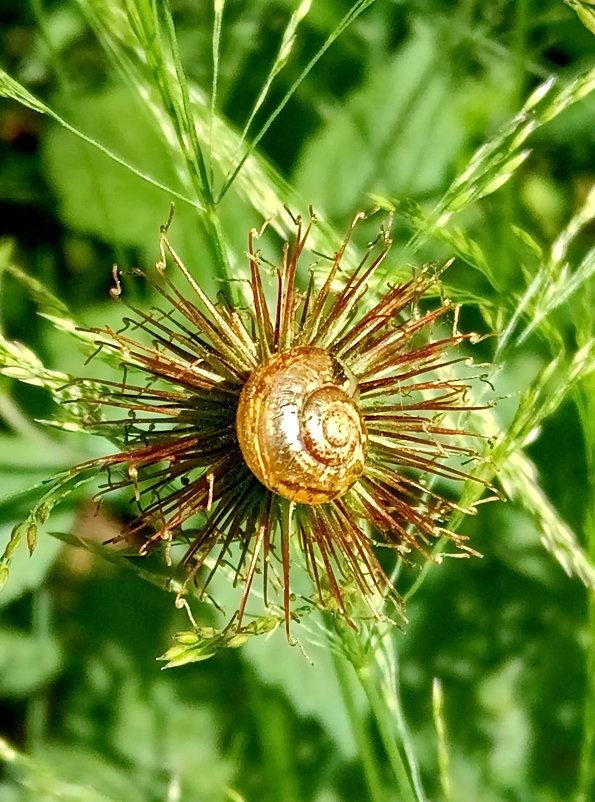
[79,210,486,635]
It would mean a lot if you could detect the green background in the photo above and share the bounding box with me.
[1,1,594,801]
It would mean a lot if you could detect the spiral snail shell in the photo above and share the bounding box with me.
[236,346,367,504]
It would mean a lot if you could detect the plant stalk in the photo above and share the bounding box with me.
[355,664,418,802]
[332,650,386,802]
[577,391,595,801]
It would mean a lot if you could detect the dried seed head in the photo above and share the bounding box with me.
[81,211,488,635]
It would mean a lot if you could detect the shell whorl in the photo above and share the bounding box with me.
[236,346,367,504]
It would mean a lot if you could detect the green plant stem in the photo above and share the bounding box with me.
[129,2,233,289]
[403,463,490,603]
[355,665,418,802]
[332,650,386,802]
[217,0,379,202]
[200,205,233,289]
[25,589,50,755]
[432,678,453,802]
[577,549,595,802]
[382,649,425,800]
[209,0,226,186]
[577,396,595,801]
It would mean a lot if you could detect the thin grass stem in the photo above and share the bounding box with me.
[217,0,378,202]
[210,0,226,183]
[355,665,419,802]
[25,589,51,755]
[30,0,129,271]
[0,68,205,212]
[432,678,453,801]
[381,647,425,800]
[332,650,386,802]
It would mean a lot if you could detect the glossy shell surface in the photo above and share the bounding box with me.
[236,346,367,504]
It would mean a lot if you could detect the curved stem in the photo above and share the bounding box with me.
[355,664,418,802]
[332,650,386,802]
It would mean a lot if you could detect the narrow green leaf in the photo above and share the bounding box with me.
[218,0,379,201]
[0,66,204,211]
[235,0,312,152]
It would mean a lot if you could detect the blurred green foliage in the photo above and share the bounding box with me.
[0,1,594,801]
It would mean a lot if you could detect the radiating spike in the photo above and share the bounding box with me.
[248,229,275,359]
[301,211,365,344]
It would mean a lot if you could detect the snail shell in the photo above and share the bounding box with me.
[236,346,367,504]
